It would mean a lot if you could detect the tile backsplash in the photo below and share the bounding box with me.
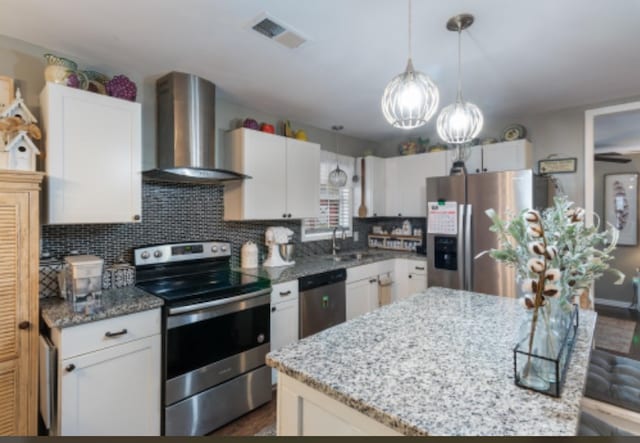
[42,181,425,271]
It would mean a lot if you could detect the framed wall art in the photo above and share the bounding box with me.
[0,76,15,112]
[604,173,638,246]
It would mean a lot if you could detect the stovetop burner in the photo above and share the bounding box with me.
[136,269,269,306]
[133,241,271,308]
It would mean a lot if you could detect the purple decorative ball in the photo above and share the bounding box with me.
[66,73,80,88]
[106,75,137,101]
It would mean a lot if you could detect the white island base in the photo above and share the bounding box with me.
[276,372,401,436]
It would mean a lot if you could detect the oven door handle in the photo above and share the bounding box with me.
[168,288,272,315]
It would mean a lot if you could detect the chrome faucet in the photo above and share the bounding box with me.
[332,226,347,256]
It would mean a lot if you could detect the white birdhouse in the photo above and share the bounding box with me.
[1,131,40,171]
[0,88,37,123]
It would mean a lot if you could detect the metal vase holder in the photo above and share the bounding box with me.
[513,304,579,397]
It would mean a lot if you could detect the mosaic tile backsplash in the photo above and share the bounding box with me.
[41,181,425,273]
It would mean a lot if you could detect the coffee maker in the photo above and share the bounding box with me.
[263,227,295,267]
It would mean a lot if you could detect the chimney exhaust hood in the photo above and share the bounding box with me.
[143,72,249,183]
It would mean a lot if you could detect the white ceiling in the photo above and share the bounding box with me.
[1,0,640,143]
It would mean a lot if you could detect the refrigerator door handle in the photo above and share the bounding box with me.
[465,204,473,291]
[457,204,466,290]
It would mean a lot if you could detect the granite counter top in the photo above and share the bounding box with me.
[238,250,426,284]
[267,287,597,436]
[40,286,164,329]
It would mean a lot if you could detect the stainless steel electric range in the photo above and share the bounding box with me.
[134,241,272,436]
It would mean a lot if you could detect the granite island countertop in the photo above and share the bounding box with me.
[267,287,597,436]
[238,250,426,284]
[40,286,164,329]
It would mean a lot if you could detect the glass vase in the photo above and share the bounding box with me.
[515,309,552,391]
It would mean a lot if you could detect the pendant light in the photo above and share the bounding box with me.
[381,0,439,130]
[328,125,348,187]
[436,14,483,145]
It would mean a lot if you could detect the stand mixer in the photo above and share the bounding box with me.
[263,226,295,267]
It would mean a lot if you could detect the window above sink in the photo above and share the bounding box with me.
[301,150,354,242]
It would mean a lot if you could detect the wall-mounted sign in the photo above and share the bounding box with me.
[538,157,577,174]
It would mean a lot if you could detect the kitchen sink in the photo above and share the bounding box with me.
[324,252,379,262]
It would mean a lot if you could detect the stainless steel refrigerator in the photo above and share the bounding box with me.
[426,170,554,297]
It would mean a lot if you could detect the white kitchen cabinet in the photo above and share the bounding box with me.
[50,309,161,436]
[481,140,532,172]
[385,151,447,217]
[395,258,427,299]
[354,156,386,218]
[40,82,142,224]
[346,261,395,320]
[223,128,320,220]
[270,280,299,385]
[444,140,532,174]
[346,277,378,321]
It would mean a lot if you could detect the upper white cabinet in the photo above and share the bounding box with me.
[40,83,142,224]
[385,151,447,217]
[446,140,532,174]
[354,156,386,218]
[481,139,532,172]
[223,128,320,220]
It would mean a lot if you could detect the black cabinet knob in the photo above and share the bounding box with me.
[475,169,480,173]
[271,306,276,312]
[282,214,287,218]
[133,214,141,221]
[398,213,402,217]
[66,364,76,372]
[409,275,413,279]
[288,213,292,218]
[18,321,30,330]
[483,168,488,172]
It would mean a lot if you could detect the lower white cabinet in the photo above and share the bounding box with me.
[395,258,428,299]
[51,308,161,436]
[270,280,299,385]
[346,277,378,321]
[346,261,395,320]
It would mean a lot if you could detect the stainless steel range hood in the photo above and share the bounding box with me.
[143,72,249,183]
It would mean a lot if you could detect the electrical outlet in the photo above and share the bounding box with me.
[353,231,359,242]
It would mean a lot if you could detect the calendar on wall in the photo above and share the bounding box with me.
[427,201,458,235]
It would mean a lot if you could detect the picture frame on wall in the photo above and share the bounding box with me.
[0,75,15,111]
[604,172,638,246]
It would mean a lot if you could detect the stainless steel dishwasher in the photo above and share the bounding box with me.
[299,268,347,338]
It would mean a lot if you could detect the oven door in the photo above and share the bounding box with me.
[164,289,271,406]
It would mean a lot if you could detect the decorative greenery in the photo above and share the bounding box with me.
[480,195,624,356]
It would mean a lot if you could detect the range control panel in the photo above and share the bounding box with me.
[134,241,231,266]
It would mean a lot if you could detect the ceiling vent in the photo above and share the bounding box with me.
[251,14,307,49]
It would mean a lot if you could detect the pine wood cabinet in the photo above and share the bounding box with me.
[0,170,43,435]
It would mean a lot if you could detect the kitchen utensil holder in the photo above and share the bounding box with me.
[513,304,579,397]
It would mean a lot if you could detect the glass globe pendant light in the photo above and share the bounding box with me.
[436,14,484,145]
[381,0,439,129]
[328,125,348,187]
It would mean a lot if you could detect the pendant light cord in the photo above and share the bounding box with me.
[456,27,463,102]
[408,0,412,59]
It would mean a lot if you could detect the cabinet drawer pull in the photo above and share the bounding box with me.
[271,306,276,312]
[105,328,128,338]
[279,290,292,297]
[66,364,76,372]
[369,278,377,284]
[408,275,412,279]
[133,214,141,221]
[18,321,30,330]
[415,266,425,271]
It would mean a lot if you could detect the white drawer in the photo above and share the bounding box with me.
[271,280,299,305]
[57,308,161,359]
[408,259,427,275]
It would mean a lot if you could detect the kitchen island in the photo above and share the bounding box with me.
[266,287,597,436]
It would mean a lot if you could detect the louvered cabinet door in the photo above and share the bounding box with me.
[0,192,32,435]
